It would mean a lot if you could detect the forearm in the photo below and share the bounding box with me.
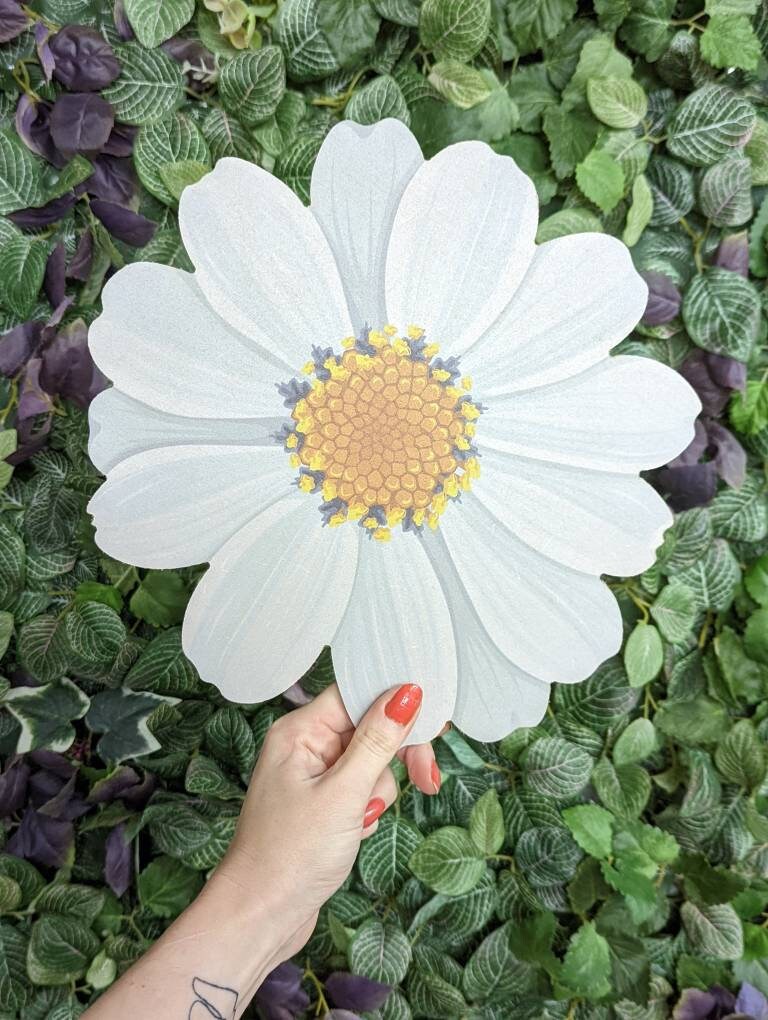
[83,868,294,1020]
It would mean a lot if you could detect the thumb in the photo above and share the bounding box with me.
[332,684,423,798]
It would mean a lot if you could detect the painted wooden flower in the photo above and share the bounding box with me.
[87,119,700,744]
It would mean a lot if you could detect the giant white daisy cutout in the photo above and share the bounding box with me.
[87,119,700,744]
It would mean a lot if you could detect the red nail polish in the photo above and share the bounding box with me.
[363,797,386,828]
[384,684,423,725]
[430,761,441,794]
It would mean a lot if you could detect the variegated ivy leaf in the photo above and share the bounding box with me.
[3,678,88,752]
[666,84,756,168]
[86,688,177,764]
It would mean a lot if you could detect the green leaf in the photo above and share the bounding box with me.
[86,688,172,763]
[123,0,194,47]
[349,918,411,984]
[462,924,536,1002]
[0,923,29,1010]
[655,694,729,744]
[345,74,410,125]
[623,173,653,246]
[623,622,663,688]
[156,159,208,202]
[420,0,491,59]
[683,268,762,359]
[274,0,341,82]
[469,789,505,855]
[0,130,45,215]
[700,14,761,70]
[358,814,423,895]
[138,857,203,919]
[745,116,768,186]
[562,803,614,859]
[34,885,105,924]
[64,602,126,665]
[587,76,647,128]
[613,717,658,765]
[710,473,768,543]
[745,554,768,605]
[667,84,756,167]
[184,754,243,800]
[506,0,578,54]
[699,156,753,227]
[650,583,697,644]
[317,0,380,67]
[4,679,89,753]
[647,155,695,226]
[515,824,582,886]
[543,103,600,179]
[0,237,47,319]
[125,627,203,695]
[575,148,625,213]
[428,60,492,108]
[103,43,184,125]
[714,719,766,788]
[204,706,256,777]
[219,47,286,126]
[129,571,190,628]
[731,380,768,435]
[134,114,211,206]
[619,0,675,60]
[506,63,557,132]
[560,921,612,998]
[27,915,100,985]
[523,736,593,798]
[408,826,485,894]
[593,758,651,818]
[681,901,744,960]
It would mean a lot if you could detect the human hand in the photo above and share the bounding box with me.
[213,682,442,967]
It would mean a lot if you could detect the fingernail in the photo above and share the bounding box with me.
[430,761,441,794]
[384,683,423,726]
[363,797,386,828]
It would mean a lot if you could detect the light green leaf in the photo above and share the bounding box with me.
[700,14,761,71]
[709,473,768,543]
[622,173,653,246]
[562,803,614,859]
[428,60,492,108]
[745,116,768,185]
[613,717,658,766]
[515,824,582,886]
[349,918,411,984]
[624,622,663,688]
[536,206,603,242]
[714,719,766,789]
[408,826,485,894]
[587,76,647,128]
[317,0,380,67]
[667,84,756,167]
[134,114,211,206]
[575,148,625,212]
[123,0,194,47]
[469,789,505,855]
[699,156,753,227]
[647,155,694,226]
[560,921,612,997]
[219,47,286,126]
[650,583,697,644]
[420,0,491,60]
[4,679,88,753]
[681,901,744,960]
[593,758,651,818]
[103,43,184,125]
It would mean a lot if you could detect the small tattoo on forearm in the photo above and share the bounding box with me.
[188,976,238,1019]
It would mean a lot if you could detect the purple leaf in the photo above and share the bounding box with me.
[102,122,138,158]
[43,242,66,308]
[255,962,310,1020]
[86,154,137,205]
[657,462,718,511]
[50,93,114,158]
[326,973,391,1013]
[87,765,140,803]
[90,198,156,247]
[714,231,749,277]
[0,321,41,375]
[34,21,55,82]
[28,750,77,778]
[113,0,135,40]
[15,95,62,166]
[10,414,51,464]
[105,823,132,897]
[40,318,109,408]
[162,35,216,77]
[674,988,718,1020]
[8,193,76,228]
[669,418,709,468]
[68,229,94,281]
[641,271,681,325]
[679,353,731,417]
[706,352,746,392]
[0,0,28,42]
[708,421,747,488]
[18,360,54,422]
[734,983,768,1020]
[283,681,313,706]
[7,808,73,868]
[49,24,120,91]
[120,770,156,809]
[0,759,30,817]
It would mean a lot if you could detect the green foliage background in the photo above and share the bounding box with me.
[1,0,768,1016]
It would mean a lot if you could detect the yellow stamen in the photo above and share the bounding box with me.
[298,474,315,493]
[373,527,391,542]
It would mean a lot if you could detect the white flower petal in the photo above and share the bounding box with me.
[88,444,292,568]
[480,355,701,472]
[88,388,283,474]
[311,119,423,333]
[332,531,457,745]
[474,449,672,576]
[385,141,537,356]
[179,158,353,369]
[89,263,289,419]
[421,531,550,742]
[439,495,623,685]
[464,233,648,394]
[183,495,358,704]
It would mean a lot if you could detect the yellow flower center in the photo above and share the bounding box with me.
[277,326,481,541]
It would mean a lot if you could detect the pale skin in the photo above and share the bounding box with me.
[83,683,440,1020]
